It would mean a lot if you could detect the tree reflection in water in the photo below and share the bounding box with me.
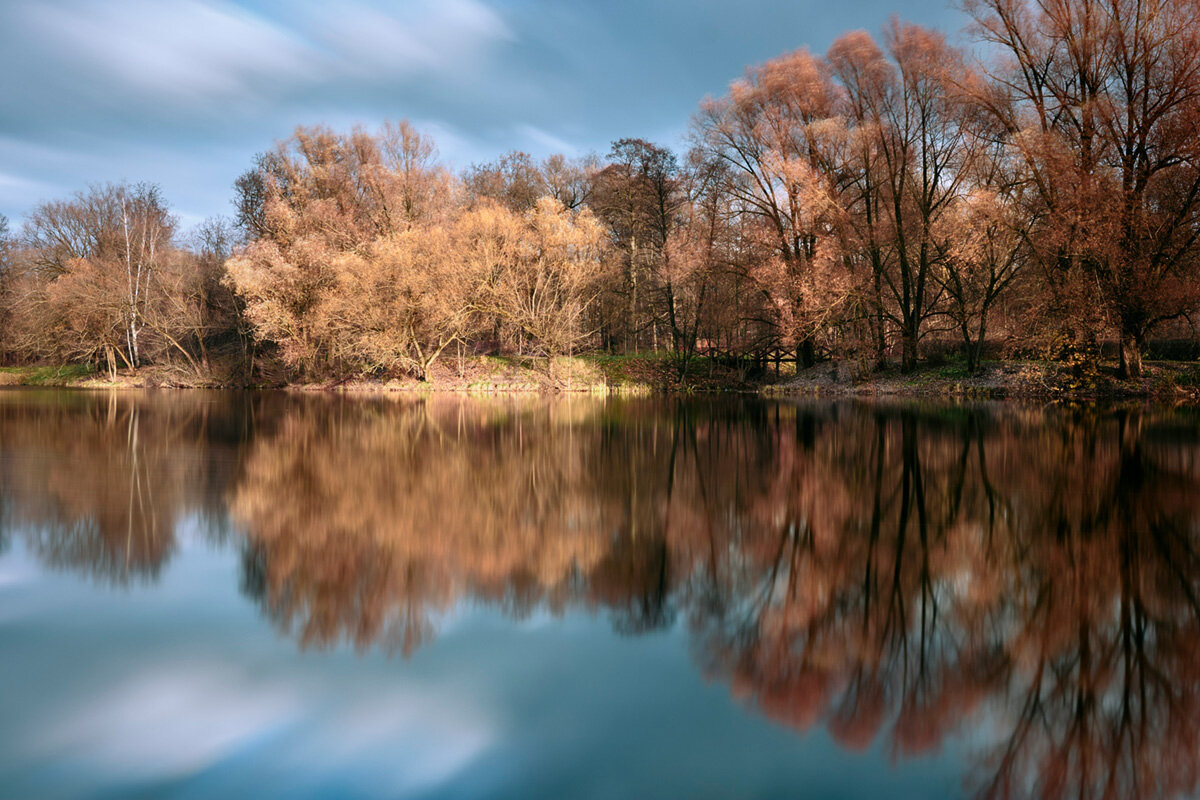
[0,391,246,583]
[3,392,1200,798]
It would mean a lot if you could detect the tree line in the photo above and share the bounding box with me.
[2,0,1200,381]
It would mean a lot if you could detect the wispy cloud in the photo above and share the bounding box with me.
[10,1,318,105]
[305,0,514,78]
[1,0,515,119]
[21,659,496,793]
[515,124,581,156]
[31,665,299,777]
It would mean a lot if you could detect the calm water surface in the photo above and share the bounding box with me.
[2,391,1199,799]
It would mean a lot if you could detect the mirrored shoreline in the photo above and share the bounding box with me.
[2,391,1199,799]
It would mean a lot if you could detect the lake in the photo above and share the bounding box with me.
[1,391,1199,799]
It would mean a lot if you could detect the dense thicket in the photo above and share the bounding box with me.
[2,0,1198,381]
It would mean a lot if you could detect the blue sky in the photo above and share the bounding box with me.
[0,0,966,230]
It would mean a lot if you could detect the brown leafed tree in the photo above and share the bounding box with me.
[12,183,179,373]
[464,151,600,214]
[315,223,487,380]
[227,121,605,380]
[829,23,991,372]
[590,139,686,354]
[658,153,730,376]
[477,197,608,361]
[224,121,458,379]
[464,150,545,212]
[933,172,1032,372]
[0,215,12,356]
[694,48,844,367]
[965,0,1200,377]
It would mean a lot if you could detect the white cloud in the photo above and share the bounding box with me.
[15,0,320,104]
[0,172,49,191]
[32,665,300,778]
[516,124,581,156]
[306,0,514,77]
[288,689,495,793]
[21,659,496,793]
[0,171,61,216]
[10,0,514,109]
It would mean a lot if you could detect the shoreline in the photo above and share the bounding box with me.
[1,358,1198,403]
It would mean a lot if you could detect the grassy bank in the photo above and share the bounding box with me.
[3,355,1199,401]
[0,354,754,394]
[774,359,1200,401]
[0,364,95,386]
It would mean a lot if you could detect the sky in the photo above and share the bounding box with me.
[0,0,967,231]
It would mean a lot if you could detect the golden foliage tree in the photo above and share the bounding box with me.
[227,120,607,380]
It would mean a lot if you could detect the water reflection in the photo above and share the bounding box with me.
[3,391,1200,798]
[687,406,1200,799]
[0,392,245,583]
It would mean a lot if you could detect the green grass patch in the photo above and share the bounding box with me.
[1172,364,1200,388]
[0,364,93,385]
[578,353,636,385]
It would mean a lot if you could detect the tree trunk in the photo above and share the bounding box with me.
[1118,329,1144,379]
[799,338,816,369]
[967,339,984,375]
[964,319,986,375]
[873,268,887,369]
[901,331,919,373]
